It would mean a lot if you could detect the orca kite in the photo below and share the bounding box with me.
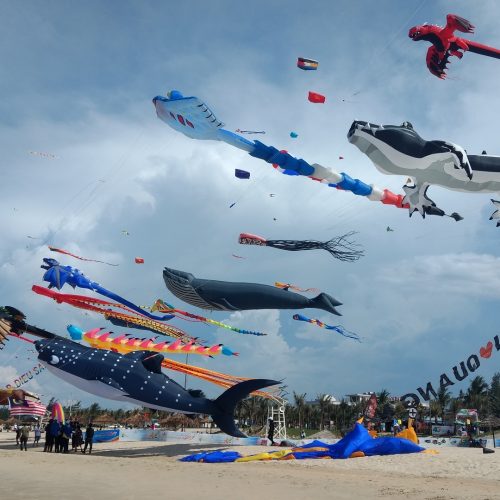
[348,120,500,224]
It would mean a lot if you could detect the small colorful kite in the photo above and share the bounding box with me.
[308,91,326,103]
[238,232,363,262]
[234,169,250,179]
[29,151,58,159]
[297,57,319,70]
[292,314,360,341]
[135,257,145,264]
[275,282,319,293]
[235,129,265,134]
[290,132,298,139]
[49,246,118,266]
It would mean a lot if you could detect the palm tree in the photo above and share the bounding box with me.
[436,386,452,421]
[465,376,489,414]
[293,392,307,430]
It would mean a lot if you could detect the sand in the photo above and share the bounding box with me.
[0,432,499,500]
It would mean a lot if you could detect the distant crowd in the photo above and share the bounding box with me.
[14,420,95,453]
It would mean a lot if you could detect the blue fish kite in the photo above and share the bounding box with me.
[40,258,174,321]
[152,90,413,216]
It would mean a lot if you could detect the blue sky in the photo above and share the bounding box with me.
[1,0,500,408]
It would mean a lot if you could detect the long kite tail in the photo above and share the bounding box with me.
[150,300,267,336]
[48,246,119,266]
[465,39,500,59]
[239,232,364,262]
[31,285,197,343]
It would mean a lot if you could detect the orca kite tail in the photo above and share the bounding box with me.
[211,379,279,438]
[311,293,343,316]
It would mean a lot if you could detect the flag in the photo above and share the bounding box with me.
[308,91,326,103]
[9,397,46,417]
[364,393,378,419]
[297,57,319,70]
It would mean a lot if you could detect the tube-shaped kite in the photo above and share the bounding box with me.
[83,330,238,357]
[292,314,360,341]
[152,90,409,212]
[239,232,363,262]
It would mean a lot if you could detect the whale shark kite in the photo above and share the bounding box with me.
[348,120,500,224]
[163,267,342,315]
[0,307,278,438]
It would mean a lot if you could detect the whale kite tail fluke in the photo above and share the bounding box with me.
[212,379,280,438]
[311,293,343,316]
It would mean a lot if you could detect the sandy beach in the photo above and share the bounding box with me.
[0,433,499,500]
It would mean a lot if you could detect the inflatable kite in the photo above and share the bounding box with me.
[66,324,101,341]
[0,306,279,437]
[409,14,500,79]
[348,120,500,222]
[238,232,363,262]
[234,169,250,179]
[83,329,237,357]
[51,402,65,422]
[163,267,342,315]
[32,286,195,343]
[153,91,416,216]
[181,422,425,462]
[48,246,118,266]
[40,259,175,321]
[33,336,277,437]
[292,314,360,341]
[297,57,318,70]
[308,91,325,103]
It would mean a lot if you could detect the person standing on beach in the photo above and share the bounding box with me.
[83,423,94,454]
[15,424,21,446]
[73,424,83,452]
[19,424,29,451]
[44,420,53,452]
[60,421,72,453]
[33,425,41,447]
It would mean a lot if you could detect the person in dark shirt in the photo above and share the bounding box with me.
[44,419,54,452]
[83,423,94,454]
[61,422,72,453]
[73,424,83,452]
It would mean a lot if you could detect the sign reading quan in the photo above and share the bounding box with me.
[401,335,499,407]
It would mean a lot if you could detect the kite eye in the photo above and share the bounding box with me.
[49,355,60,365]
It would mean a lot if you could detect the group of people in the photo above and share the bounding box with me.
[14,421,95,453]
[43,420,95,454]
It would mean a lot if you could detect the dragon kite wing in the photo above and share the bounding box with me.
[443,14,475,37]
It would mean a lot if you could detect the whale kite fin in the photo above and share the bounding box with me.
[212,379,279,438]
[311,293,342,316]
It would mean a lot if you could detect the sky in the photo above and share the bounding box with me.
[1,0,500,409]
